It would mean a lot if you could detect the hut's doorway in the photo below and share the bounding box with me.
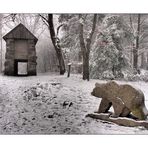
[14,59,28,76]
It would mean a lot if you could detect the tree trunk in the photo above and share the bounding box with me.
[130,47,133,67]
[79,14,97,81]
[141,52,146,69]
[79,20,89,80]
[82,52,89,80]
[133,46,138,70]
[78,50,82,62]
[111,34,124,78]
[146,52,148,70]
[133,14,141,72]
[47,14,65,75]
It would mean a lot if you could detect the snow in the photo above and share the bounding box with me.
[67,63,72,65]
[0,73,148,134]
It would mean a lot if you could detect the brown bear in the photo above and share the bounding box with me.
[91,81,148,120]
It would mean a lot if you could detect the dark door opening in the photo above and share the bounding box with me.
[14,59,28,76]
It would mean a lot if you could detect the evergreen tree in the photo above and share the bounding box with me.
[90,15,130,79]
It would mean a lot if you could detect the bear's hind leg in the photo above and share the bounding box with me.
[132,107,147,120]
[120,107,130,117]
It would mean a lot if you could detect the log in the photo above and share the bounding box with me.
[86,113,148,128]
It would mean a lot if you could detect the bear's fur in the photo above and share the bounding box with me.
[91,81,148,120]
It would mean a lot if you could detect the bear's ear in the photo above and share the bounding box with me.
[110,80,116,83]
[107,80,117,85]
[95,83,100,87]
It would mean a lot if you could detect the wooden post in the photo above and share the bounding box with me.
[67,63,71,77]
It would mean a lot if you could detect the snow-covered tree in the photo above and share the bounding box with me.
[90,15,130,79]
[58,14,81,63]
[59,14,101,80]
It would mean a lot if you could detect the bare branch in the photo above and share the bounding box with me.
[88,14,97,41]
[139,18,145,26]
[78,14,86,54]
[39,14,48,22]
[129,14,134,34]
[37,27,46,39]
[86,14,97,53]
[38,14,49,27]
[56,24,64,36]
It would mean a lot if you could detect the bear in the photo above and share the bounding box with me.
[91,81,148,120]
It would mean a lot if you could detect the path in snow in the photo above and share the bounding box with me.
[0,73,147,134]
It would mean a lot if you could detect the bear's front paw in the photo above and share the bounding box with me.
[110,113,119,118]
[94,111,99,114]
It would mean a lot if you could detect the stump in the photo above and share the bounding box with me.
[67,63,71,77]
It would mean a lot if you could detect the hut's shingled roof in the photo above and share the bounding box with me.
[3,23,38,43]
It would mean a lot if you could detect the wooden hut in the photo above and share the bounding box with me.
[3,23,38,76]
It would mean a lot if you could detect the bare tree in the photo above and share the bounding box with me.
[3,14,44,38]
[79,14,97,81]
[39,14,65,75]
[141,52,146,68]
[128,14,148,72]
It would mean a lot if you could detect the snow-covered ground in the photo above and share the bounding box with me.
[0,73,148,134]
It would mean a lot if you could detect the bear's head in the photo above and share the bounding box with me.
[91,83,105,98]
